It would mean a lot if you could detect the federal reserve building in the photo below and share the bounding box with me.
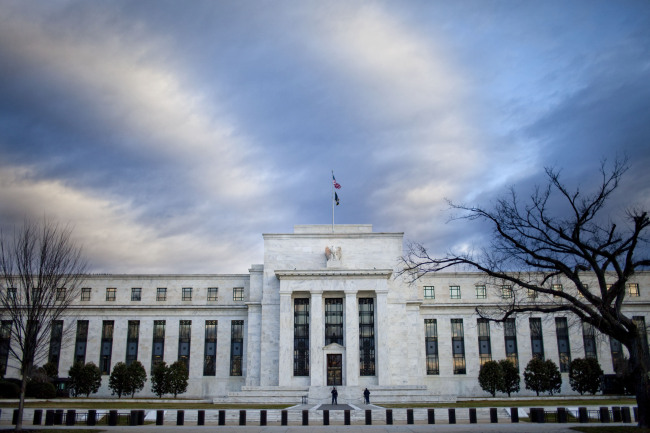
[3,224,649,403]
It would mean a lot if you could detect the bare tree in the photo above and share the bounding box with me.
[0,220,87,431]
[401,160,650,426]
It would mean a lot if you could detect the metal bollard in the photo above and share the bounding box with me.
[239,410,246,426]
[344,410,350,425]
[578,407,588,423]
[55,409,64,425]
[138,410,145,425]
[510,407,519,423]
[156,410,164,425]
[600,406,610,423]
[427,408,435,424]
[448,408,456,424]
[219,409,226,426]
[490,408,498,423]
[108,410,118,426]
[469,408,477,424]
[557,407,567,423]
[612,406,622,422]
[635,407,639,422]
[301,409,308,426]
[281,410,287,426]
[386,409,393,425]
[323,409,329,426]
[260,410,266,426]
[198,410,205,426]
[88,410,97,426]
[177,410,184,426]
[130,410,138,426]
[45,409,54,426]
[12,409,19,425]
[66,410,76,426]
[622,407,632,423]
[407,408,414,424]
[365,409,372,425]
[33,409,43,425]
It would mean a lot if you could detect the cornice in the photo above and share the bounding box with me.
[275,269,393,280]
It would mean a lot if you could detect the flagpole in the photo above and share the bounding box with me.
[331,170,335,232]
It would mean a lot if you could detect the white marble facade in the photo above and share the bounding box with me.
[2,224,649,401]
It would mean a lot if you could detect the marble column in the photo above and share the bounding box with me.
[310,290,324,386]
[245,303,262,386]
[375,290,390,385]
[345,290,359,386]
[278,292,293,386]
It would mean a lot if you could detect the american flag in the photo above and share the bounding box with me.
[332,174,341,189]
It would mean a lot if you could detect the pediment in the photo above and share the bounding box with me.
[323,342,345,350]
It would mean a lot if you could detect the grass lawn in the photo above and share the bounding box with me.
[381,398,636,408]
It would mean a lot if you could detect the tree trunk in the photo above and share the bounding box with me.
[16,375,27,431]
[629,336,650,428]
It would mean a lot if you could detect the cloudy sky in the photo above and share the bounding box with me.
[1,1,649,274]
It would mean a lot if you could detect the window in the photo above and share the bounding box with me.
[424,286,435,299]
[629,283,640,297]
[105,288,116,301]
[233,287,244,301]
[552,284,563,297]
[451,319,466,374]
[504,318,519,369]
[56,288,66,301]
[152,320,165,370]
[359,298,375,376]
[6,287,17,301]
[475,285,486,299]
[294,298,309,376]
[48,320,63,370]
[529,318,544,360]
[100,321,114,375]
[633,316,650,362]
[156,288,167,301]
[501,285,513,299]
[582,322,597,360]
[81,288,91,301]
[182,287,192,301]
[178,320,191,373]
[126,320,140,365]
[204,320,218,376]
[131,288,141,301]
[450,286,461,300]
[207,287,219,301]
[325,298,343,345]
[0,321,11,376]
[610,337,625,374]
[555,317,571,372]
[74,320,89,364]
[230,320,244,376]
[527,288,538,299]
[477,318,492,366]
[424,319,439,375]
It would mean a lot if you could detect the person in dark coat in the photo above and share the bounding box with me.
[363,388,370,404]
[331,387,338,405]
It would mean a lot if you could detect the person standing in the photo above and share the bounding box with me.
[331,387,338,405]
[363,388,370,404]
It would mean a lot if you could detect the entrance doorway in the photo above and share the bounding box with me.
[327,354,342,386]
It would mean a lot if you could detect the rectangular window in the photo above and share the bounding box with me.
[182,287,192,301]
[504,318,519,369]
[100,320,114,375]
[529,318,544,360]
[207,287,219,301]
[105,288,116,301]
[74,320,89,364]
[552,283,563,297]
[0,320,12,376]
[230,320,244,376]
[629,283,640,297]
[424,286,435,299]
[56,288,66,301]
[233,287,244,301]
[475,285,486,299]
[610,337,625,374]
[325,298,343,345]
[633,316,650,362]
[501,285,513,299]
[294,298,309,376]
[424,319,439,375]
[48,320,63,370]
[126,320,140,365]
[203,320,218,376]
[152,320,165,370]
[178,320,191,373]
[555,317,571,372]
[81,288,91,301]
[450,286,461,299]
[528,288,538,299]
[131,288,141,301]
[582,322,597,360]
[451,319,466,374]
[156,288,167,301]
[359,298,376,376]
[477,318,492,366]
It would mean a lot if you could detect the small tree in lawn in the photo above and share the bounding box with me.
[569,358,603,395]
[68,362,101,397]
[478,360,503,397]
[524,358,548,396]
[546,359,562,395]
[128,360,147,397]
[150,362,168,398]
[497,359,520,397]
[108,362,130,398]
[167,361,188,398]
